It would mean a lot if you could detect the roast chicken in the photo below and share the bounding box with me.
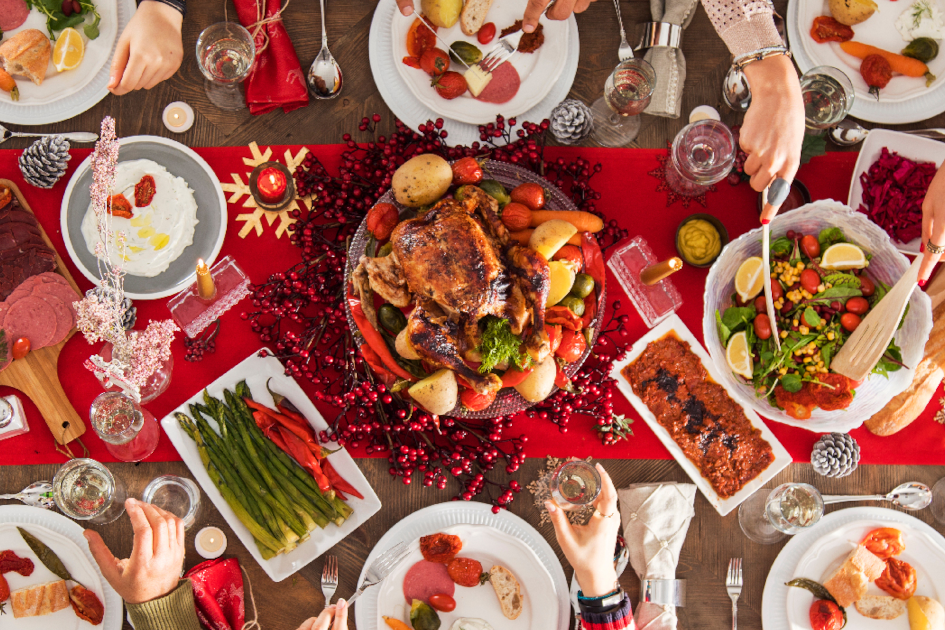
[355,186,551,395]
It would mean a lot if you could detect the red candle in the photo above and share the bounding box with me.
[257,167,287,204]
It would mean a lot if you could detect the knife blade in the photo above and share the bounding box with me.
[408,13,470,70]
[762,188,781,352]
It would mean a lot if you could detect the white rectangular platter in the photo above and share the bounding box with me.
[610,315,792,516]
[160,348,382,582]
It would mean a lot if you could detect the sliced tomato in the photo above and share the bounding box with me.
[500,366,533,388]
[544,324,563,355]
[546,305,583,331]
[862,528,905,560]
[556,328,586,362]
[460,387,497,411]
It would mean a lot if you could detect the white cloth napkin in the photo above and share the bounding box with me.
[643,0,700,118]
[617,482,697,630]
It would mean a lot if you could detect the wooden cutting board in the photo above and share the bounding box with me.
[0,179,85,445]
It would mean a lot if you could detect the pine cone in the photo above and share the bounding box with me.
[18,136,71,189]
[550,99,593,145]
[86,287,137,331]
[811,432,860,478]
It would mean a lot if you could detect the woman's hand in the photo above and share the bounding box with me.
[392,0,597,32]
[544,463,620,597]
[84,499,186,604]
[740,55,806,223]
[109,1,183,95]
[296,600,349,630]
[919,164,945,285]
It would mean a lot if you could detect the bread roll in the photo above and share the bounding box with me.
[823,544,886,608]
[10,579,70,618]
[0,29,51,85]
[856,595,907,619]
[489,565,523,620]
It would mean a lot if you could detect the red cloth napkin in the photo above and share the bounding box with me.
[185,558,246,630]
[232,0,309,115]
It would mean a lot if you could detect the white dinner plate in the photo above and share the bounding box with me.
[0,0,135,125]
[787,0,945,123]
[0,505,122,630]
[848,128,945,256]
[763,507,945,630]
[354,502,569,630]
[610,315,792,516]
[159,349,382,583]
[370,0,580,146]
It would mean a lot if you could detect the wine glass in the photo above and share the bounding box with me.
[90,392,160,463]
[53,459,127,525]
[550,460,601,511]
[196,22,256,111]
[932,477,945,524]
[738,483,825,544]
[800,66,854,132]
[664,119,736,197]
[590,58,657,147]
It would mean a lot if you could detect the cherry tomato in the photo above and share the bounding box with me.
[840,312,861,332]
[477,22,496,45]
[845,297,869,315]
[801,235,821,259]
[859,274,876,297]
[11,337,30,360]
[753,313,773,340]
[460,387,497,412]
[556,328,586,362]
[419,47,450,76]
[754,296,768,312]
[771,281,784,301]
[509,183,545,210]
[544,324,563,355]
[800,269,822,294]
[429,593,457,612]
[447,557,484,587]
[876,557,917,600]
[809,600,844,630]
[862,528,905,560]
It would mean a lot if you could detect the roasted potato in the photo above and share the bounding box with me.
[829,0,877,25]
[408,369,458,415]
[395,328,420,360]
[421,0,462,28]
[546,260,576,306]
[514,355,556,402]
[528,219,578,260]
[392,154,453,207]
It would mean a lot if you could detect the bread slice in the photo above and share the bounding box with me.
[0,29,51,86]
[10,579,70,618]
[460,0,495,35]
[914,597,945,630]
[855,595,907,620]
[489,565,523,620]
[823,544,886,608]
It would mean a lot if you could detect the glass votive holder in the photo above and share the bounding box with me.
[142,475,201,529]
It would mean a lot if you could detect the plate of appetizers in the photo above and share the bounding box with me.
[763,507,945,630]
[354,502,568,630]
[0,505,121,629]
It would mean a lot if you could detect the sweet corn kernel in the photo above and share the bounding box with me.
[780,330,788,339]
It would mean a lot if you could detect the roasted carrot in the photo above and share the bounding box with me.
[0,69,19,102]
[839,41,935,85]
[509,229,582,246]
[529,210,604,233]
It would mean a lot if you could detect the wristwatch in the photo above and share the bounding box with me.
[139,0,186,18]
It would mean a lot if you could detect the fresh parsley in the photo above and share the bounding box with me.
[478,317,531,374]
[25,0,101,39]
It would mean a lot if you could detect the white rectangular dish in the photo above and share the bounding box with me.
[610,315,792,516]
[160,348,382,582]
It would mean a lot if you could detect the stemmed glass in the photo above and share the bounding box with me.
[90,392,160,463]
[739,483,825,544]
[932,477,945,524]
[550,460,601,511]
[53,458,127,525]
[590,58,657,147]
[196,22,256,111]
[800,66,855,132]
[664,119,736,197]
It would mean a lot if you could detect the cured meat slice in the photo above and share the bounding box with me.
[0,0,30,32]
[33,292,72,345]
[0,209,38,225]
[4,296,57,349]
[33,282,79,324]
[402,560,455,605]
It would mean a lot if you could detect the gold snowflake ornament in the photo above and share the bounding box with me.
[935,396,945,425]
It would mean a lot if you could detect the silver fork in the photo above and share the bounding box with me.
[726,558,743,630]
[346,541,410,606]
[478,6,550,73]
[612,0,634,61]
[320,555,338,607]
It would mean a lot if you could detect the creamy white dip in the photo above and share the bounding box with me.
[896,0,945,41]
[81,159,199,278]
[448,619,494,630]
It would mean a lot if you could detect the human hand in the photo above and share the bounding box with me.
[919,164,945,285]
[523,0,598,32]
[544,463,620,597]
[83,498,186,605]
[108,1,183,95]
[295,600,349,630]
[740,55,806,224]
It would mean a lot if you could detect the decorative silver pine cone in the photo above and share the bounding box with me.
[18,136,72,189]
[86,287,137,331]
[550,99,593,145]
[811,432,861,478]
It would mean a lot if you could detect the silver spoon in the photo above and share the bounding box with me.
[612,0,634,61]
[0,481,56,509]
[0,125,98,146]
[822,482,932,510]
[722,65,751,112]
[828,118,945,146]
[307,0,343,99]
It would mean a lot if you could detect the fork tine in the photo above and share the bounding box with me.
[332,555,338,582]
[737,558,743,585]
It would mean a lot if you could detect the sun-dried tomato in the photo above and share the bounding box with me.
[447,557,484,587]
[106,194,134,219]
[0,550,34,576]
[69,584,105,625]
[862,527,905,560]
[810,16,854,43]
[134,174,156,207]
[876,557,917,600]
[420,533,462,563]
[0,184,12,211]
[861,54,893,98]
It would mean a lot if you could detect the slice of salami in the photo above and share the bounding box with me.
[33,282,80,324]
[36,272,70,286]
[4,296,57,349]
[0,0,30,32]
[34,292,72,345]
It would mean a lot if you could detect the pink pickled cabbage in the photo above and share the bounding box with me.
[857,147,936,243]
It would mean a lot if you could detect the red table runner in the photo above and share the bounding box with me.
[0,145,942,468]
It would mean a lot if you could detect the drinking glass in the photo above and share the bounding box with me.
[196,22,256,111]
[664,119,736,197]
[550,460,601,511]
[590,58,657,147]
[932,477,945,524]
[53,458,126,525]
[800,66,855,132]
[142,475,200,529]
[739,483,825,544]
[90,392,160,463]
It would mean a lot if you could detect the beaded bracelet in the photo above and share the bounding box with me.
[732,46,791,71]
[139,0,186,18]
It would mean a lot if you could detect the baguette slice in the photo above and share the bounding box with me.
[823,544,886,608]
[10,579,70,618]
[0,29,51,86]
[856,595,907,620]
[489,565,523,620]
[460,0,495,35]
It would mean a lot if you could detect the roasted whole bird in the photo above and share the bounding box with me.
[354,186,551,395]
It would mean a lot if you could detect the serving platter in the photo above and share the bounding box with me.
[610,314,792,516]
[160,348,382,583]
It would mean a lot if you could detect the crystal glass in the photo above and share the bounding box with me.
[53,458,126,525]
[196,22,256,111]
[97,339,173,404]
[550,460,601,511]
[801,66,855,132]
[664,119,736,197]
[932,477,945,525]
[90,392,160,463]
[739,483,825,544]
[142,475,200,529]
[590,58,656,147]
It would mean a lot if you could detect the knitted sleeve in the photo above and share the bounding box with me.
[701,0,783,57]
[581,593,635,630]
[125,579,202,630]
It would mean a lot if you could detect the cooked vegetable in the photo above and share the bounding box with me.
[500,202,532,231]
[862,527,905,559]
[811,16,855,43]
[840,41,936,85]
[0,69,19,101]
[378,242,394,257]
[528,219,579,259]
[510,182,546,210]
[408,369,458,415]
[379,304,408,334]
[876,558,917,600]
[406,18,437,58]
[395,328,421,360]
[384,618,413,630]
[478,179,511,208]
[902,37,939,63]
[556,328,586,361]
[546,260,576,306]
[478,317,531,373]
[810,600,845,630]
[514,354,557,402]
[449,40,482,65]
[558,296,585,317]
[392,154,453,207]
[529,210,603,233]
[410,599,441,630]
[569,273,595,299]
[509,229,581,247]
[829,0,877,25]
[860,54,893,98]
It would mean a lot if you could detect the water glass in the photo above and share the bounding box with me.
[664,119,736,197]
[550,460,601,511]
[932,477,945,524]
[590,58,657,147]
[53,458,127,525]
[801,66,854,131]
[142,475,201,529]
[196,22,256,111]
[738,482,825,544]
[90,392,160,463]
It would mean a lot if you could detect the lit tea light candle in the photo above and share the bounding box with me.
[689,105,720,124]
[162,102,195,133]
[195,526,227,559]
[640,257,683,286]
[196,258,216,300]
[256,166,287,204]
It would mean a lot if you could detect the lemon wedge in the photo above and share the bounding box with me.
[907,597,930,630]
[821,243,868,270]
[734,256,765,303]
[53,28,85,72]
[726,331,754,380]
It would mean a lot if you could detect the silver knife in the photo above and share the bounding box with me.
[408,13,470,69]
[762,188,781,352]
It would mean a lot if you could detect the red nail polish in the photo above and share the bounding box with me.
[919,279,927,287]
[761,219,770,225]
[921,243,926,253]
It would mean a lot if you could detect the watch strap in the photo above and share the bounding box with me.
[138,0,186,18]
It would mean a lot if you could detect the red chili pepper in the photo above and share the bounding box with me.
[247,401,320,451]
[252,410,293,452]
[581,232,606,328]
[322,458,365,500]
[546,306,584,331]
[276,403,310,427]
[347,289,417,381]
[277,426,332,493]
[500,366,534,388]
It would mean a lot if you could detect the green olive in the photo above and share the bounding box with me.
[569,273,596,299]
[479,179,511,209]
[559,296,585,317]
[378,304,408,334]
[902,37,939,63]
[377,242,393,257]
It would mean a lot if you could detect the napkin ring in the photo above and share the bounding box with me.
[635,22,683,51]
[640,579,686,607]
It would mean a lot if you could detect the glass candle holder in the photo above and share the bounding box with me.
[664,119,736,197]
[168,255,252,338]
[196,22,256,111]
[53,458,127,525]
[249,161,295,211]
[608,236,683,328]
[550,460,601,511]
[590,58,657,147]
[90,392,160,463]
[801,66,854,132]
